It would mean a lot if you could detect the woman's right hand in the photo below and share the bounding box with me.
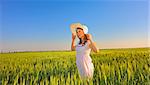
[72,33,76,40]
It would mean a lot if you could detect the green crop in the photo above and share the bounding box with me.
[0,48,149,85]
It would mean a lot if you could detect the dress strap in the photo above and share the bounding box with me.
[87,40,91,45]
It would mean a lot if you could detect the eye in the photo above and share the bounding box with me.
[77,30,80,33]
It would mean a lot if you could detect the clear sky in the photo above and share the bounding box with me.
[0,0,149,51]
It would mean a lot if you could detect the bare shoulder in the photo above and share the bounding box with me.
[87,40,96,48]
[87,40,96,44]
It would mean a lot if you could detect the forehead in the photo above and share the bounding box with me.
[76,28,83,32]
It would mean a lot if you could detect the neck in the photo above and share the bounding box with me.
[81,35,86,43]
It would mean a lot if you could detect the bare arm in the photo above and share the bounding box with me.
[71,34,76,51]
[89,40,99,53]
[86,34,99,53]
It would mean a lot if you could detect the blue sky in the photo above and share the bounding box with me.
[1,0,149,51]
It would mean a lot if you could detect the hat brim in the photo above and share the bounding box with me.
[70,23,88,35]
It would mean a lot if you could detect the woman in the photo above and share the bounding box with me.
[70,23,99,80]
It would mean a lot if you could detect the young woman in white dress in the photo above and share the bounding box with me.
[70,23,99,80]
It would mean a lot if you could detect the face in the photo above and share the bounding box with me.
[76,28,84,38]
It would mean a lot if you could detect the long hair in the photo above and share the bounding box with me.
[76,28,88,46]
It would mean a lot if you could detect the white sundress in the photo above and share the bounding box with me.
[75,41,94,79]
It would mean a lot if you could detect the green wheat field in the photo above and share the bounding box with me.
[0,48,150,85]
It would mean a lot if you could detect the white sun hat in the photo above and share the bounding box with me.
[70,23,88,35]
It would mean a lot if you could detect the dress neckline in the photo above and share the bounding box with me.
[77,42,88,47]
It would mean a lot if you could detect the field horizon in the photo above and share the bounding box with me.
[1,47,149,54]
